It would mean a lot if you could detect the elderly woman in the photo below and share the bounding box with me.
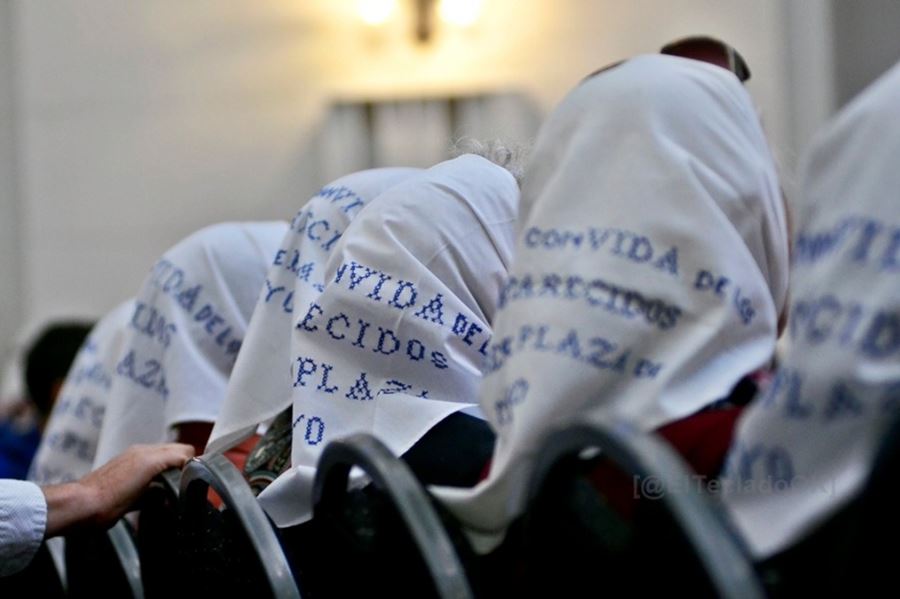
[206,167,422,475]
[253,152,520,528]
[434,53,790,555]
[721,59,900,594]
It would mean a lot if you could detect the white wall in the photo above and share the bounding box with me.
[833,0,900,107]
[7,0,832,338]
[14,1,327,334]
[0,0,23,368]
[782,0,836,186]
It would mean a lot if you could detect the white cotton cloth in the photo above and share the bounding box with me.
[258,155,519,527]
[92,222,286,467]
[433,55,789,550]
[0,479,46,577]
[28,300,134,484]
[206,168,422,455]
[721,60,900,558]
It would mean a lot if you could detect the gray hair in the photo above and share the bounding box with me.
[450,137,528,186]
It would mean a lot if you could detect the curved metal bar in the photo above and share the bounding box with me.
[313,433,473,599]
[138,466,182,598]
[107,520,144,599]
[527,421,764,599]
[154,467,181,498]
[180,454,301,599]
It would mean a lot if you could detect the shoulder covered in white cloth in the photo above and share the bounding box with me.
[93,221,286,467]
[433,54,789,550]
[722,59,900,558]
[257,154,519,527]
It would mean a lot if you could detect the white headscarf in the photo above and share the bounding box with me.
[28,300,133,484]
[434,55,789,549]
[93,222,286,467]
[206,168,421,455]
[722,60,900,558]
[258,154,519,527]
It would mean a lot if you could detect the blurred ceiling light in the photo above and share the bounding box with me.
[358,0,483,43]
[358,0,397,26]
[438,0,483,27]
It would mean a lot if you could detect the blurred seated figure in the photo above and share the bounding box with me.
[28,301,133,485]
[0,322,93,479]
[206,167,423,484]
[16,306,132,591]
[720,59,900,595]
[0,442,193,577]
[91,222,286,468]
[433,52,789,555]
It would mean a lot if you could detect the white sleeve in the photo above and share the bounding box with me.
[0,479,47,576]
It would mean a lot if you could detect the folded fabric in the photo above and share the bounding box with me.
[722,59,900,558]
[207,168,421,456]
[434,54,788,551]
[93,222,286,467]
[258,155,519,527]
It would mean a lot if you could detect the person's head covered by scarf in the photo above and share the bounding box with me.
[721,59,900,563]
[434,53,789,547]
[206,168,423,458]
[256,154,520,527]
[92,221,287,467]
[29,299,133,484]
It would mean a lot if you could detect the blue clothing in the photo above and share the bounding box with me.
[0,421,41,479]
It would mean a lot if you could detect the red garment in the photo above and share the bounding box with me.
[586,406,745,519]
[656,406,744,479]
[476,405,747,518]
[207,434,261,508]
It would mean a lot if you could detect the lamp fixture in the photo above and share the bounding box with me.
[438,0,483,27]
[357,0,397,26]
[357,0,484,43]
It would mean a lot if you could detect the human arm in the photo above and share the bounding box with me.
[42,442,194,537]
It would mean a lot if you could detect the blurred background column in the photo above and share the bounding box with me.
[783,0,836,185]
[0,0,24,378]
[833,0,900,108]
